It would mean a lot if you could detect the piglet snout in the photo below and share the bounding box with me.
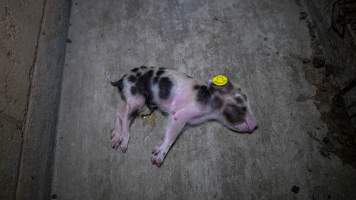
[245,116,258,133]
[235,114,258,133]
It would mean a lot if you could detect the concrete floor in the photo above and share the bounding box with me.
[0,1,53,199]
[0,0,69,199]
[51,0,356,200]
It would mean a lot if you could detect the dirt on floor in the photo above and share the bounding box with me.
[296,8,356,169]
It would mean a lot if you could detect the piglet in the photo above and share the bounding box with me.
[108,66,257,167]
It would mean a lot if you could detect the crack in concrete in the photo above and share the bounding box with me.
[14,0,48,199]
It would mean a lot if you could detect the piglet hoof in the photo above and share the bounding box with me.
[111,135,121,150]
[151,148,166,167]
[152,145,161,154]
[151,156,163,167]
[120,142,128,153]
[111,134,129,153]
[110,129,115,139]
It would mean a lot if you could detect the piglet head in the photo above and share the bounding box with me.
[210,82,258,133]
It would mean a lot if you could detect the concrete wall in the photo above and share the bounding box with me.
[0,0,70,199]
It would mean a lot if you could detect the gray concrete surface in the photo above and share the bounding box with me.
[15,0,70,199]
[0,0,70,200]
[0,1,45,199]
[51,0,356,200]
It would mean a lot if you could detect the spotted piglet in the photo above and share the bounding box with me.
[108,66,257,167]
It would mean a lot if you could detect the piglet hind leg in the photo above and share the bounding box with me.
[111,97,144,152]
[151,106,201,167]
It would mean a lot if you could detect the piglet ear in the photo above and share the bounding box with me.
[208,79,213,86]
[221,80,234,92]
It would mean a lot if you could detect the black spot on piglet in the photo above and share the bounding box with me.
[211,96,223,109]
[153,76,159,84]
[158,77,173,99]
[131,67,139,72]
[193,85,200,90]
[128,75,136,83]
[223,104,246,123]
[235,97,244,104]
[136,70,155,109]
[196,85,211,104]
[156,70,165,76]
[131,86,137,95]
[153,69,165,84]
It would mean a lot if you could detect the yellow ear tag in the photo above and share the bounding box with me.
[212,74,228,86]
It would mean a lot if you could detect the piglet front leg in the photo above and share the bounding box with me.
[151,117,185,167]
[151,106,201,167]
